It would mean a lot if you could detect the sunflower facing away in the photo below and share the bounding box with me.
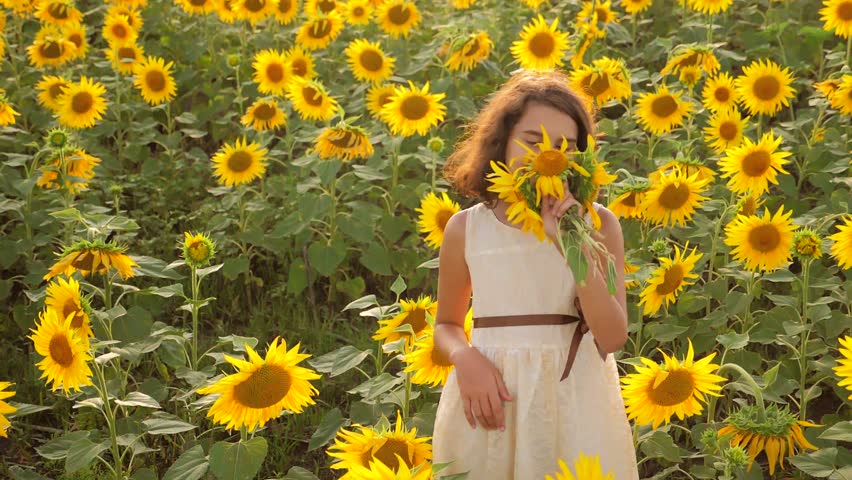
[724,206,796,272]
[702,72,738,112]
[253,49,290,96]
[608,184,648,219]
[403,307,473,387]
[132,56,177,106]
[829,215,852,269]
[621,338,726,429]
[29,308,93,393]
[834,335,852,400]
[545,451,615,480]
[312,124,374,161]
[510,15,569,70]
[345,39,395,84]
[241,98,287,131]
[380,81,446,137]
[734,58,796,117]
[820,0,852,38]
[718,130,791,195]
[43,239,138,281]
[211,137,269,187]
[444,31,492,73]
[375,0,421,38]
[45,276,93,346]
[36,75,70,112]
[287,78,340,121]
[0,382,15,438]
[640,169,710,227]
[635,84,694,135]
[56,76,108,129]
[570,56,632,107]
[415,191,460,249]
[703,107,748,154]
[196,337,321,432]
[639,243,702,316]
[296,11,345,50]
[327,410,433,479]
[373,295,437,347]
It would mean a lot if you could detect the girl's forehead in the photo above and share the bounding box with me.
[514,104,579,137]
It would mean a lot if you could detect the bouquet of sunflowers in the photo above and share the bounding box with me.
[485,124,618,294]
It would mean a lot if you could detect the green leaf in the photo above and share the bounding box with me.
[819,421,852,442]
[164,445,209,480]
[308,407,347,451]
[208,437,268,480]
[65,438,109,473]
[308,239,346,277]
[308,345,370,377]
[640,430,682,463]
[130,255,183,280]
[8,402,52,418]
[281,466,321,480]
[222,257,250,280]
[347,373,403,400]
[197,263,224,279]
[390,274,406,297]
[788,447,843,477]
[716,332,749,350]
[218,334,258,352]
[286,258,308,296]
[417,257,439,269]
[142,416,197,435]
[8,467,52,480]
[360,243,392,275]
[763,269,798,282]
[147,284,184,298]
[342,294,377,312]
[115,391,161,409]
[37,430,94,460]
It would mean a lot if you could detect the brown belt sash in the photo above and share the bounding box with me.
[472,303,604,381]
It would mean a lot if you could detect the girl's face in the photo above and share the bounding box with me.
[504,101,580,173]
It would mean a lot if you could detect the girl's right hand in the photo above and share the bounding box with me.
[450,346,513,431]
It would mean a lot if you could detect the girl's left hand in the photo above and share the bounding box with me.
[541,179,584,246]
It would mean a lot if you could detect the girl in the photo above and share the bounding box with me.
[431,69,640,479]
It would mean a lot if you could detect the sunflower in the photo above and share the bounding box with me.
[649,157,716,184]
[703,108,747,153]
[105,42,144,74]
[678,65,702,89]
[56,76,108,129]
[444,31,493,73]
[829,215,852,270]
[132,56,177,105]
[577,0,617,39]
[0,382,15,438]
[214,0,239,22]
[718,130,791,195]
[640,170,710,227]
[608,184,648,219]
[734,58,796,117]
[820,0,852,38]
[518,0,547,8]
[724,206,796,272]
[791,228,822,261]
[545,452,615,480]
[43,239,138,281]
[0,93,20,126]
[380,81,446,137]
[834,335,852,400]
[635,84,693,135]
[233,0,273,23]
[415,191,460,249]
[349,456,431,480]
[375,0,421,38]
[102,13,138,45]
[284,45,317,82]
[513,123,589,206]
[182,231,216,267]
[402,309,473,387]
[27,25,77,68]
[686,0,733,14]
[621,0,653,14]
[736,191,764,217]
[312,124,374,161]
[570,56,632,106]
[241,98,286,132]
[44,276,93,345]
[304,0,339,17]
[61,22,88,59]
[344,0,371,23]
[295,11,345,50]
[828,74,852,115]
[621,338,725,429]
[36,148,101,194]
[639,243,702,316]
[345,39,395,84]
[718,404,820,476]
[211,137,268,187]
[485,160,548,241]
[451,0,475,8]
[273,0,299,23]
[29,308,93,393]
[702,72,738,113]
[624,261,640,289]
[106,4,143,29]
[178,0,217,15]
[252,49,290,95]
[286,78,339,121]
[327,410,433,478]
[373,295,437,347]
[35,0,83,27]
[510,15,569,70]
[196,337,321,432]
[366,84,398,119]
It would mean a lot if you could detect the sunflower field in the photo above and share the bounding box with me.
[1,0,852,478]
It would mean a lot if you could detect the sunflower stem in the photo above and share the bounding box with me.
[847,35,852,68]
[705,348,728,423]
[190,264,200,371]
[94,354,124,480]
[717,362,766,423]
[798,258,812,421]
[706,12,712,43]
[402,369,412,420]
[103,273,114,314]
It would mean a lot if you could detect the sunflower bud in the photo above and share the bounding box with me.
[227,54,240,68]
[792,228,822,261]
[699,427,718,449]
[649,239,671,258]
[47,128,69,149]
[723,445,748,469]
[182,231,216,267]
[427,136,444,153]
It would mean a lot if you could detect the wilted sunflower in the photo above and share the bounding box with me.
[608,184,647,219]
[296,11,345,50]
[196,337,321,432]
[702,72,738,112]
[233,0,274,24]
[345,39,395,84]
[734,58,796,117]
[61,22,88,59]
[286,78,339,121]
[36,148,101,194]
[43,239,138,281]
[36,75,70,111]
[344,0,372,24]
[56,76,108,129]
[0,382,15,438]
[718,404,820,476]
[284,45,316,82]
[272,0,299,23]
[415,191,460,249]
[27,24,76,68]
[570,56,632,106]
[44,276,93,345]
[182,231,216,267]
[366,84,397,119]
[102,13,138,45]
[444,31,492,73]
[724,206,796,272]
[545,452,614,480]
[828,74,852,115]
[635,84,693,135]
[132,56,177,105]
[211,137,268,187]
[621,338,725,429]
[834,335,852,400]
[327,410,433,478]
[252,49,290,96]
[820,0,852,38]
[661,45,720,77]
[639,243,702,316]
[0,92,20,126]
[312,124,374,161]
[703,108,747,154]
[510,15,569,70]
[686,0,733,14]
[35,0,83,26]
[640,170,710,227]
[375,0,421,38]
[621,0,653,14]
[241,98,286,131]
[177,0,216,15]
[829,215,852,269]
[373,295,437,347]
[485,159,548,241]
[106,42,144,74]
[718,130,791,195]
[380,81,446,137]
[29,308,93,393]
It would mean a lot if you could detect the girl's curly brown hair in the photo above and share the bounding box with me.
[443,69,598,207]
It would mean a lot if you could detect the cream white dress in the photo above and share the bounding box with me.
[431,202,639,480]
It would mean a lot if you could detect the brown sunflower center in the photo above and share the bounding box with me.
[277,0,291,12]
[368,438,413,469]
[63,299,85,329]
[378,92,394,107]
[111,23,128,39]
[118,46,137,61]
[753,75,780,101]
[41,41,64,59]
[533,150,568,176]
[740,197,758,216]
[584,73,611,97]
[622,191,637,207]
[302,86,324,106]
[309,19,332,38]
[291,58,307,76]
[655,264,684,295]
[748,224,781,252]
[190,0,207,6]
[265,62,285,83]
[678,52,700,67]
[359,49,384,72]
[435,209,453,231]
[741,150,770,177]
[837,1,852,20]
[232,364,292,408]
[253,103,276,120]
[49,333,74,367]
[651,95,678,118]
[245,0,265,12]
[318,0,335,13]
[146,70,166,92]
[400,95,429,120]
[67,33,83,48]
[48,3,69,19]
[388,4,411,25]
[595,7,609,21]
[406,308,428,335]
[714,86,730,102]
[70,249,99,272]
[71,92,94,114]
[529,32,555,58]
[49,82,68,100]
[463,38,481,57]
[719,121,739,141]
[227,151,254,173]
[647,369,695,406]
[353,6,364,15]
[658,182,690,210]
[328,130,358,148]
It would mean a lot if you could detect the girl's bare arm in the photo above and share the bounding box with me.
[433,210,474,362]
